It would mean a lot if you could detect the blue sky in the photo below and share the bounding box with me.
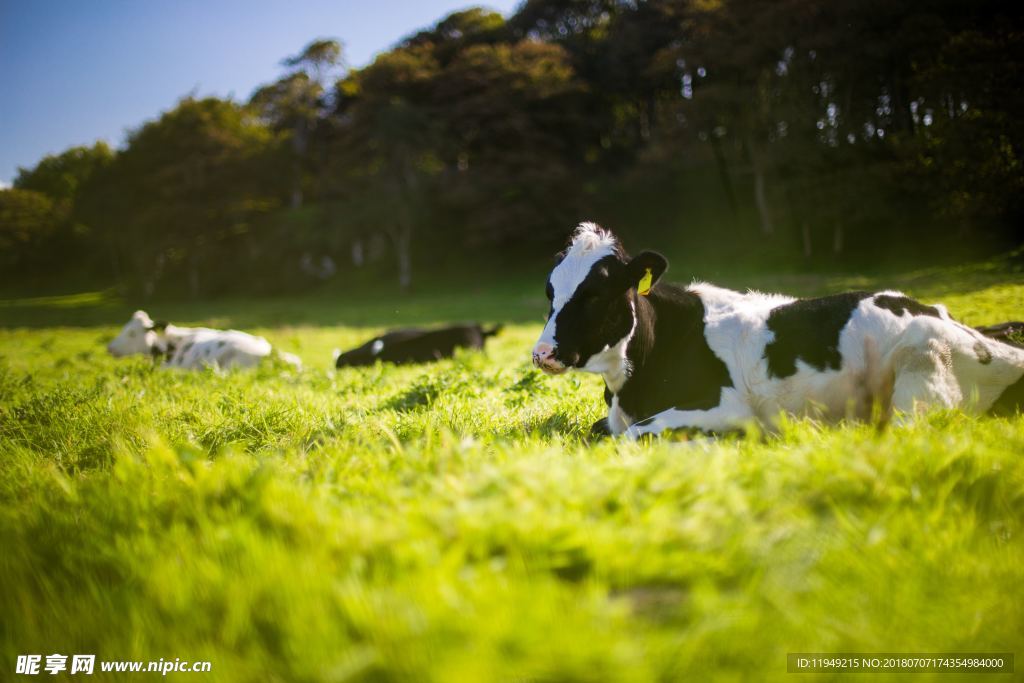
[0,0,521,186]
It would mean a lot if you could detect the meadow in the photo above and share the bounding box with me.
[2,260,1023,681]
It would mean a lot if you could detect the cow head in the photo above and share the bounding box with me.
[107,310,166,357]
[532,223,667,375]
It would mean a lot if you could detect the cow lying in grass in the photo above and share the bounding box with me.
[335,324,502,367]
[975,321,1024,348]
[107,310,302,370]
[532,223,1024,439]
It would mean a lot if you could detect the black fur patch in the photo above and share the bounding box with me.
[615,285,733,420]
[764,292,872,378]
[873,295,941,319]
[590,417,612,436]
[973,341,993,365]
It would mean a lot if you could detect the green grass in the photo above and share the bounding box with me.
[2,262,1023,681]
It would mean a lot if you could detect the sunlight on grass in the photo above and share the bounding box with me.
[2,269,1023,681]
[0,289,116,309]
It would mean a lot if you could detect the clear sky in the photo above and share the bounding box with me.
[0,0,521,186]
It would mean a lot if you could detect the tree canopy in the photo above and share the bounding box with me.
[5,1,1022,296]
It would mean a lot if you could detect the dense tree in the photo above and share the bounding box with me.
[10,143,114,275]
[0,188,65,271]
[326,12,592,288]
[81,97,277,297]
[14,142,114,205]
[436,40,590,246]
[402,7,509,62]
[251,38,344,207]
[4,1,1023,294]
[331,44,443,291]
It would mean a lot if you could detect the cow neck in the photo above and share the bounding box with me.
[616,286,703,396]
[607,290,655,396]
[153,324,192,356]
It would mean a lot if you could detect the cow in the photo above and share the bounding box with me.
[532,222,1024,439]
[107,310,302,370]
[334,324,502,368]
[975,321,1024,348]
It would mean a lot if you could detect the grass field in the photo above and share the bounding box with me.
[2,260,1024,681]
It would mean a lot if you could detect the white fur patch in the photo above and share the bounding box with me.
[536,222,618,348]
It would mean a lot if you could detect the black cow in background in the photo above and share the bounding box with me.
[976,321,1024,348]
[335,323,503,367]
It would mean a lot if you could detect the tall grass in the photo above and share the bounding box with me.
[1,267,1023,681]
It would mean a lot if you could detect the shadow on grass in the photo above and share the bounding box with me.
[493,411,595,441]
[3,256,1022,330]
[0,281,547,330]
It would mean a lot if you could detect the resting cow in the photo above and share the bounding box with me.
[334,324,502,367]
[532,222,1024,439]
[107,310,302,370]
[975,321,1024,348]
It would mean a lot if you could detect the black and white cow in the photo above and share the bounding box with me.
[335,324,502,368]
[107,310,302,370]
[532,223,1024,438]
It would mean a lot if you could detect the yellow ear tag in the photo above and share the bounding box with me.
[637,268,653,296]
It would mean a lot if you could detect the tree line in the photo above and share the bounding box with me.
[3,0,1022,297]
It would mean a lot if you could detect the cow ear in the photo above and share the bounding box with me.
[624,251,668,294]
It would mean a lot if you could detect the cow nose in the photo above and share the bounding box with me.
[532,342,555,367]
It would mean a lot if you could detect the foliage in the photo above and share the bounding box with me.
[2,266,1023,680]
[14,142,114,204]
[0,189,65,270]
[77,98,280,298]
[5,1,1024,295]
[437,40,591,247]
[252,38,345,209]
[5,143,114,276]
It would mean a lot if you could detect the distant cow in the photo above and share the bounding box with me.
[334,324,502,367]
[107,310,302,370]
[532,222,1024,438]
[976,321,1024,348]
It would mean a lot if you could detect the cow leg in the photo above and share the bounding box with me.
[590,418,612,437]
[622,393,752,440]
